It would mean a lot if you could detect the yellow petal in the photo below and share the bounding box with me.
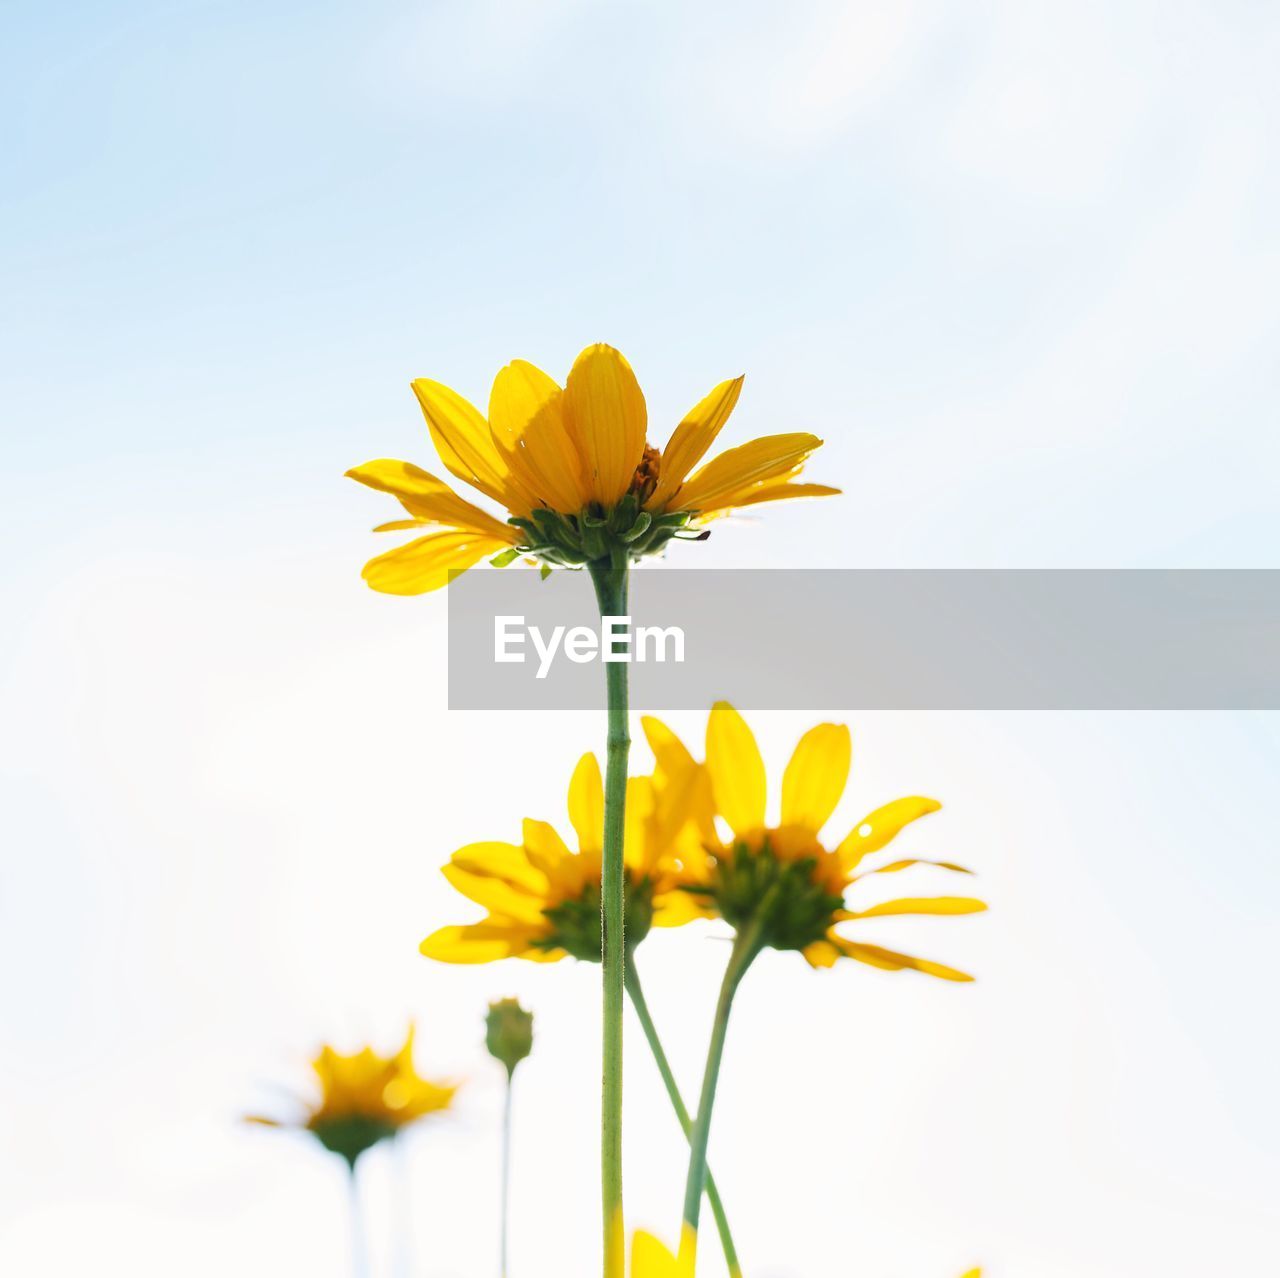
[651,376,743,508]
[839,939,974,982]
[672,432,821,514]
[346,459,519,541]
[420,923,522,964]
[520,818,575,882]
[723,479,842,510]
[630,1229,694,1278]
[852,858,973,879]
[838,797,942,871]
[360,529,509,595]
[959,1270,983,1278]
[780,722,851,833]
[450,841,547,895]
[642,715,720,846]
[372,519,430,532]
[441,865,548,924]
[489,360,588,514]
[641,715,698,774]
[562,343,648,506]
[567,753,604,854]
[651,889,712,927]
[705,701,766,836]
[410,377,527,511]
[847,896,987,918]
[623,774,655,873]
[802,938,843,968]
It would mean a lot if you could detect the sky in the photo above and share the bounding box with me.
[1,1,1278,1275]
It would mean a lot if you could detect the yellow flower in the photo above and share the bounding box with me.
[630,1229,695,1277]
[628,1231,979,1277]
[246,1026,457,1166]
[347,343,838,594]
[421,752,705,964]
[642,703,987,980]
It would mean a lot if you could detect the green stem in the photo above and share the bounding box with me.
[679,923,764,1259]
[625,964,742,1278]
[589,555,631,1278]
[347,1161,366,1278]
[500,1071,513,1278]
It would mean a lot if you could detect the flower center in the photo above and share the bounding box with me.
[630,445,661,504]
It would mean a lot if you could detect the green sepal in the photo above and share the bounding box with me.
[489,547,521,568]
[309,1114,397,1169]
[706,837,844,953]
[620,511,652,543]
[537,875,656,962]
[607,492,639,533]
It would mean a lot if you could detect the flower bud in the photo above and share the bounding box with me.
[485,998,534,1078]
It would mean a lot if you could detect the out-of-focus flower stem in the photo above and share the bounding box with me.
[678,912,769,1268]
[589,553,631,1278]
[347,1163,367,1278]
[625,964,742,1278]
[500,1073,513,1278]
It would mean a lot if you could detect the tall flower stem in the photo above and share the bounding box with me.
[588,554,631,1278]
[346,1163,367,1278]
[500,1073,513,1278]
[678,921,765,1266]
[625,964,742,1278]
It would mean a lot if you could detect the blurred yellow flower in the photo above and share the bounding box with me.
[628,1230,979,1277]
[247,1026,457,1166]
[421,753,704,964]
[630,1230,694,1277]
[644,702,986,980]
[347,343,837,593]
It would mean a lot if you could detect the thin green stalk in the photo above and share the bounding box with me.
[589,555,631,1278]
[625,964,742,1278]
[500,1073,513,1278]
[346,1162,367,1278]
[679,922,765,1263]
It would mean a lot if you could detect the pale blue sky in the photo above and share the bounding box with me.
[2,3,1278,1276]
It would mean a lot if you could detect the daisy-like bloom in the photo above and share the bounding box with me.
[346,343,838,594]
[422,751,743,1276]
[420,753,703,965]
[643,702,986,978]
[246,1026,457,1168]
[644,703,987,1255]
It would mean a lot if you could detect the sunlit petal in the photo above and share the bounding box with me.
[837,796,942,871]
[410,377,524,509]
[489,360,588,513]
[346,459,518,540]
[567,753,605,854]
[563,343,648,506]
[651,376,743,508]
[839,939,974,982]
[673,432,821,513]
[780,721,851,833]
[360,529,509,595]
[705,701,766,836]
